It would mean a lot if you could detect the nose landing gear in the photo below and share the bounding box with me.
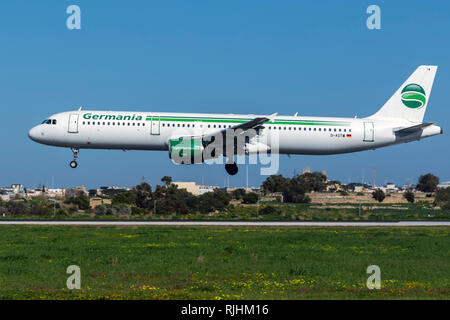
[70,148,79,168]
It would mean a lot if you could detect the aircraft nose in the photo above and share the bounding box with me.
[28,126,40,142]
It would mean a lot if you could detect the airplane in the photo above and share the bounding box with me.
[28,65,443,176]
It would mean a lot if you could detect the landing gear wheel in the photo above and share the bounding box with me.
[70,148,79,169]
[225,163,238,175]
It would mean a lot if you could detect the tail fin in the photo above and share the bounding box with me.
[369,65,437,123]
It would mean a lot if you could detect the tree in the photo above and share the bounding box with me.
[372,189,385,202]
[161,176,172,186]
[284,176,310,203]
[294,172,327,192]
[416,173,439,192]
[112,191,137,206]
[134,182,152,209]
[261,175,290,194]
[403,191,415,203]
[231,188,246,200]
[64,195,90,210]
[197,190,231,213]
[434,188,450,210]
[242,192,259,204]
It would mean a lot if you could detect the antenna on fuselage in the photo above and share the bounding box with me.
[78,106,83,111]
[294,112,298,117]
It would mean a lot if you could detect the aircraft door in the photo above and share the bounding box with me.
[68,114,79,133]
[150,116,160,135]
[363,122,374,142]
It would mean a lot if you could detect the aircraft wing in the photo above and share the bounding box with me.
[171,116,273,158]
[394,122,435,135]
[201,115,272,141]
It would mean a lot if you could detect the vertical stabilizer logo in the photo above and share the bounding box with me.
[401,84,426,109]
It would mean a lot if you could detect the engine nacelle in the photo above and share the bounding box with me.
[169,137,205,164]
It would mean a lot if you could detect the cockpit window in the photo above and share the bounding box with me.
[41,119,56,125]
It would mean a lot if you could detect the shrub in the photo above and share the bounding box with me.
[435,188,450,210]
[403,191,415,203]
[242,192,259,204]
[64,195,90,210]
[372,189,385,202]
[259,205,281,215]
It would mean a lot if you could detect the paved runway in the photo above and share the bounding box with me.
[0,220,449,227]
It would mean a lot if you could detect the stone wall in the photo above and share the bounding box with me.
[308,192,434,204]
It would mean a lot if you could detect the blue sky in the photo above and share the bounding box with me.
[0,0,449,189]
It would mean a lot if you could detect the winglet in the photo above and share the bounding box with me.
[268,112,278,122]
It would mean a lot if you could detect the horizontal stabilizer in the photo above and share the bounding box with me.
[395,122,435,135]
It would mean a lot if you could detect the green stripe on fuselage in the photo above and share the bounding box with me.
[145,116,349,126]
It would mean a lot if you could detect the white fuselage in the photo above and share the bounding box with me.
[28,110,442,156]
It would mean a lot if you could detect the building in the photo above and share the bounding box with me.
[65,186,88,198]
[0,190,10,201]
[437,181,450,189]
[90,197,112,208]
[172,182,218,196]
[384,183,399,193]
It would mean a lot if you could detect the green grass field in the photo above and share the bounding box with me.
[0,226,449,299]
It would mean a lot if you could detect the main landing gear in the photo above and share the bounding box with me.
[225,163,238,176]
[70,148,79,168]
